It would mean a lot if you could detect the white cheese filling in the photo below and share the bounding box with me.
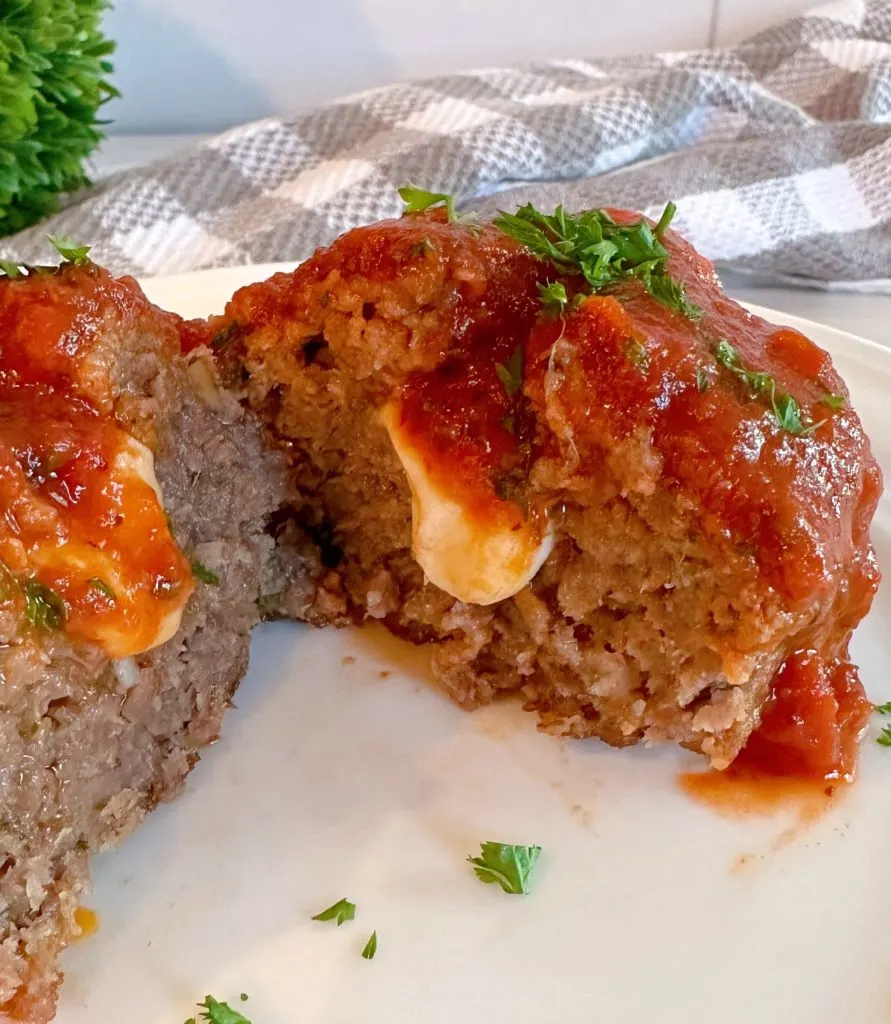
[382,403,554,605]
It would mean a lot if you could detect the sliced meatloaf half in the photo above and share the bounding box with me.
[208,202,880,779]
[0,256,305,1022]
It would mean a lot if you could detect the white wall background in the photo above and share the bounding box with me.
[102,0,814,135]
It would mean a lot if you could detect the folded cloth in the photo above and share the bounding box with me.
[3,0,891,285]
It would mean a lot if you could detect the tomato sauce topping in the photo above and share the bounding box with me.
[0,264,194,657]
[391,209,881,780]
[733,651,872,780]
[295,210,542,524]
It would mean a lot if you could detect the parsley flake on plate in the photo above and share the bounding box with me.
[878,724,891,747]
[874,701,891,715]
[361,930,378,960]
[467,841,541,895]
[186,994,252,1024]
[311,897,356,926]
[493,201,701,321]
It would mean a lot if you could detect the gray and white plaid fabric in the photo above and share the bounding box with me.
[5,0,891,285]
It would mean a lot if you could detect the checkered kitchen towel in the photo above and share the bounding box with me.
[5,0,891,285]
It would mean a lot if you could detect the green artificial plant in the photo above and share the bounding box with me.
[0,0,116,236]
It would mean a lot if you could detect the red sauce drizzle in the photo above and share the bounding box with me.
[0,265,193,654]
[395,210,882,781]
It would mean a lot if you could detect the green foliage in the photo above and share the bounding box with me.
[311,897,356,926]
[0,0,117,236]
[493,202,702,321]
[467,841,542,895]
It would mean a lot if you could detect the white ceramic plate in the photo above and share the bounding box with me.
[54,268,891,1024]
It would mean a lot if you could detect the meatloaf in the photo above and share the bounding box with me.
[210,197,881,778]
[0,254,303,1022]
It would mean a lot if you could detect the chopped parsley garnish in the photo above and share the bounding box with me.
[48,234,91,265]
[398,184,458,224]
[21,580,65,629]
[240,994,249,1002]
[713,338,828,436]
[467,841,541,895]
[87,577,116,601]
[652,201,677,239]
[696,367,710,392]
[624,338,650,375]
[210,324,239,351]
[192,561,220,585]
[495,345,524,398]
[186,995,252,1024]
[0,259,25,279]
[361,930,378,960]
[823,393,846,410]
[875,702,891,746]
[493,202,701,321]
[311,897,356,926]
[537,280,569,317]
[407,237,434,259]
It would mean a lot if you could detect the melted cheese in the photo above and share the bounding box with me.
[29,435,192,658]
[383,403,554,605]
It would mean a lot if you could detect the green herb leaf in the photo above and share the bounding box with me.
[87,577,116,601]
[878,724,891,747]
[361,930,378,960]
[193,995,252,1024]
[874,701,891,715]
[771,391,805,434]
[713,339,822,437]
[493,202,701,320]
[407,237,434,259]
[823,393,846,410]
[696,367,710,393]
[467,841,541,895]
[398,184,458,224]
[191,561,219,585]
[495,345,524,398]
[537,281,569,316]
[48,234,91,265]
[312,897,356,926]
[653,200,677,240]
[624,339,650,375]
[210,324,239,351]
[21,580,66,629]
[0,260,25,279]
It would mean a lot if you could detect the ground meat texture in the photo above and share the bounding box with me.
[0,264,301,1022]
[212,207,880,777]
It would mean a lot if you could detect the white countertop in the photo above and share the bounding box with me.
[91,135,891,351]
